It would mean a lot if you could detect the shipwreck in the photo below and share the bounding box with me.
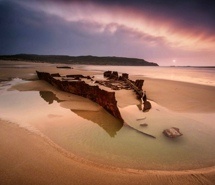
[36,70,146,122]
[36,70,183,139]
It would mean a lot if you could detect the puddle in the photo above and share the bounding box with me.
[0,78,215,170]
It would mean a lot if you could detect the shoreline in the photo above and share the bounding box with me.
[1,119,215,185]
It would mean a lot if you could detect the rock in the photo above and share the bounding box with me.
[56,66,71,69]
[140,123,148,127]
[163,127,183,138]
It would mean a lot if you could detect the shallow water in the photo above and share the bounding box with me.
[81,65,215,86]
[1,79,215,170]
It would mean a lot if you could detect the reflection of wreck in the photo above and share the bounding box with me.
[39,91,63,104]
[39,90,123,137]
[36,71,145,122]
[72,109,123,137]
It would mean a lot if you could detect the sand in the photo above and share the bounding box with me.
[1,119,215,185]
[1,60,215,184]
[143,77,215,113]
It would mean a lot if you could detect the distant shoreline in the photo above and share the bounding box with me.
[169,65,215,68]
[0,54,159,66]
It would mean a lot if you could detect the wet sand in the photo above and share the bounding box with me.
[143,77,215,113]
[1,119,215,185]
[1,60,215,184]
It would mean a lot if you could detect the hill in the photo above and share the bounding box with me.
[0,54,159,66]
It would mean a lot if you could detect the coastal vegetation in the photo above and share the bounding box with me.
[0,54,159,66]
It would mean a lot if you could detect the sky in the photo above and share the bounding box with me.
[0,0,215,66]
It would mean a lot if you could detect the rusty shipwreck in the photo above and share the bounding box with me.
[36,70,146,122]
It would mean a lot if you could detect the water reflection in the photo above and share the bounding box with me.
[39,91,63,104]
[72,110,123,137]
[39,90,123,137]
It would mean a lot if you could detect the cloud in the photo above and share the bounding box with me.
[0,0,215,65]
[17,0,214,51]
[0,1,85,54]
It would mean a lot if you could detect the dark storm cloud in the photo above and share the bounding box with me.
[0,1,53,54]
[0,1,97,55]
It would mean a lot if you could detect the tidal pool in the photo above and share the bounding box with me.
[0,79,215,171]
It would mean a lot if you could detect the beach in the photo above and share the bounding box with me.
[1,119,215,185]
[143,77,215,113]
[0,61,215,184]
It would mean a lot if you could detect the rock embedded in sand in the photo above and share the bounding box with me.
[140,123,148,127]
[56,66,72,69]
[163,127,183,138]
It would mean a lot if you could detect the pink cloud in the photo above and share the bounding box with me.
[25,1,214,52]
[10,0,215,65]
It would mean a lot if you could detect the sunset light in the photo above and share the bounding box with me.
[1,0,215,66]
[1,1,215,184]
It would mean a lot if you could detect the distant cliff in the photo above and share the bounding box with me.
[0,54,159,66]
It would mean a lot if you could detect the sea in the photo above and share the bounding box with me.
[79,65,215,86]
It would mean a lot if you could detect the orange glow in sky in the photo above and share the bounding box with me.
[2,0,215,66]
[35,1,215,52]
